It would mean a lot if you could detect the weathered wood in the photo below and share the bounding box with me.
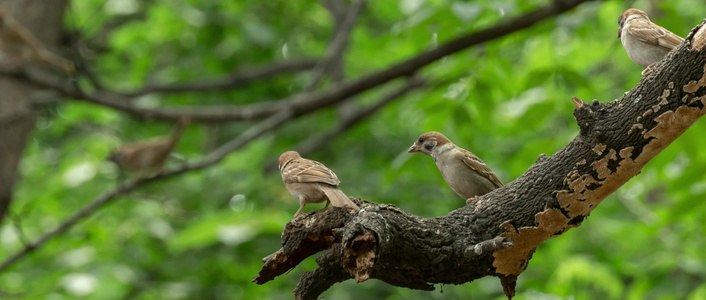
[254,20,706,300]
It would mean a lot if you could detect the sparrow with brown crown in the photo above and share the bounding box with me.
[408,132,503,203]
[278,151,359,218]
[618,8,683,76]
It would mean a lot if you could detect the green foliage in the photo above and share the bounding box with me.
[2,0,706,299]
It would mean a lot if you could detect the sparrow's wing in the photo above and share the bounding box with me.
[628,20,684,50]
[281,158,340,186]
[459,150,504,188]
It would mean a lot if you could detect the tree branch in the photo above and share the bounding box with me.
[263,76,427,173]
[0,0,67,227]
[305,0,364,91]
[0,0,597,272]
[296,77,424,155]
[0,69,429,272]
[254,20,706,300]
[0,0,596,123]
[322,0,347,20]
[0,178,140,272]
[121,59,319,97]
[0,109,294,273]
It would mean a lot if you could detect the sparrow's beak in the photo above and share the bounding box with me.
[408,144,420,153]
[618,30,621,39]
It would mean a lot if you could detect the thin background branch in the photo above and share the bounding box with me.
[305,0,364,92]
[0,0,595,123]
[121,59,319,97]
[263,76,427,172]
[0,76,428,274]
[0,108,294,273]
[9,213,31,247]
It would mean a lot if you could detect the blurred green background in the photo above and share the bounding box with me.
[2,0,706,299]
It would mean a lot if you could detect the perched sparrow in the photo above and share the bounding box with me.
[0,9,75,75]
[408,132,503,202]
[278,151,359,218]
[109,118,190,174]
[618,8,683,75]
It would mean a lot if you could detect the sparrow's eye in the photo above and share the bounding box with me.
[418,138,425,143]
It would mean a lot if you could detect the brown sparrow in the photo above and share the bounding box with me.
[109,118,190,174]
[618,8,683,75]
[0,9,75,75]
[278,151,359,218]
[408,132,503,202]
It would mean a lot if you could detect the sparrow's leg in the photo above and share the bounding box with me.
[294,197,306,218]
[466,195,480,205]
[641,64,655,76]
[324,200,330,208]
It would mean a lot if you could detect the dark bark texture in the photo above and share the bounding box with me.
[254,22,706,299]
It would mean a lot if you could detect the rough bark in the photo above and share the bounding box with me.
[0,0,68,225]
[254,22,706,299]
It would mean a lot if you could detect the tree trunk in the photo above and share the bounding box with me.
[0,0,67,225]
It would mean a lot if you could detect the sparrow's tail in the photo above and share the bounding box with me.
[321,186,359,210]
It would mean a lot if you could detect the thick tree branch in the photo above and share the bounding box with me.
[255,21,706,300]
[0,0,595,123]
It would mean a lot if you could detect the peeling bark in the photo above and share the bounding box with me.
[254,21,706,299]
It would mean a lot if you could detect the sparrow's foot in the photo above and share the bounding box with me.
[466,196,480,205]
[641,64,656,76]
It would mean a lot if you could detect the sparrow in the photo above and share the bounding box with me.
[278,151,359,218]
[618,8,683,76]
[109,117,190,174]
[408,132,503,202]
[0,8,75,75]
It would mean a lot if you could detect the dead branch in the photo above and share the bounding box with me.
[254,20,706,300]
